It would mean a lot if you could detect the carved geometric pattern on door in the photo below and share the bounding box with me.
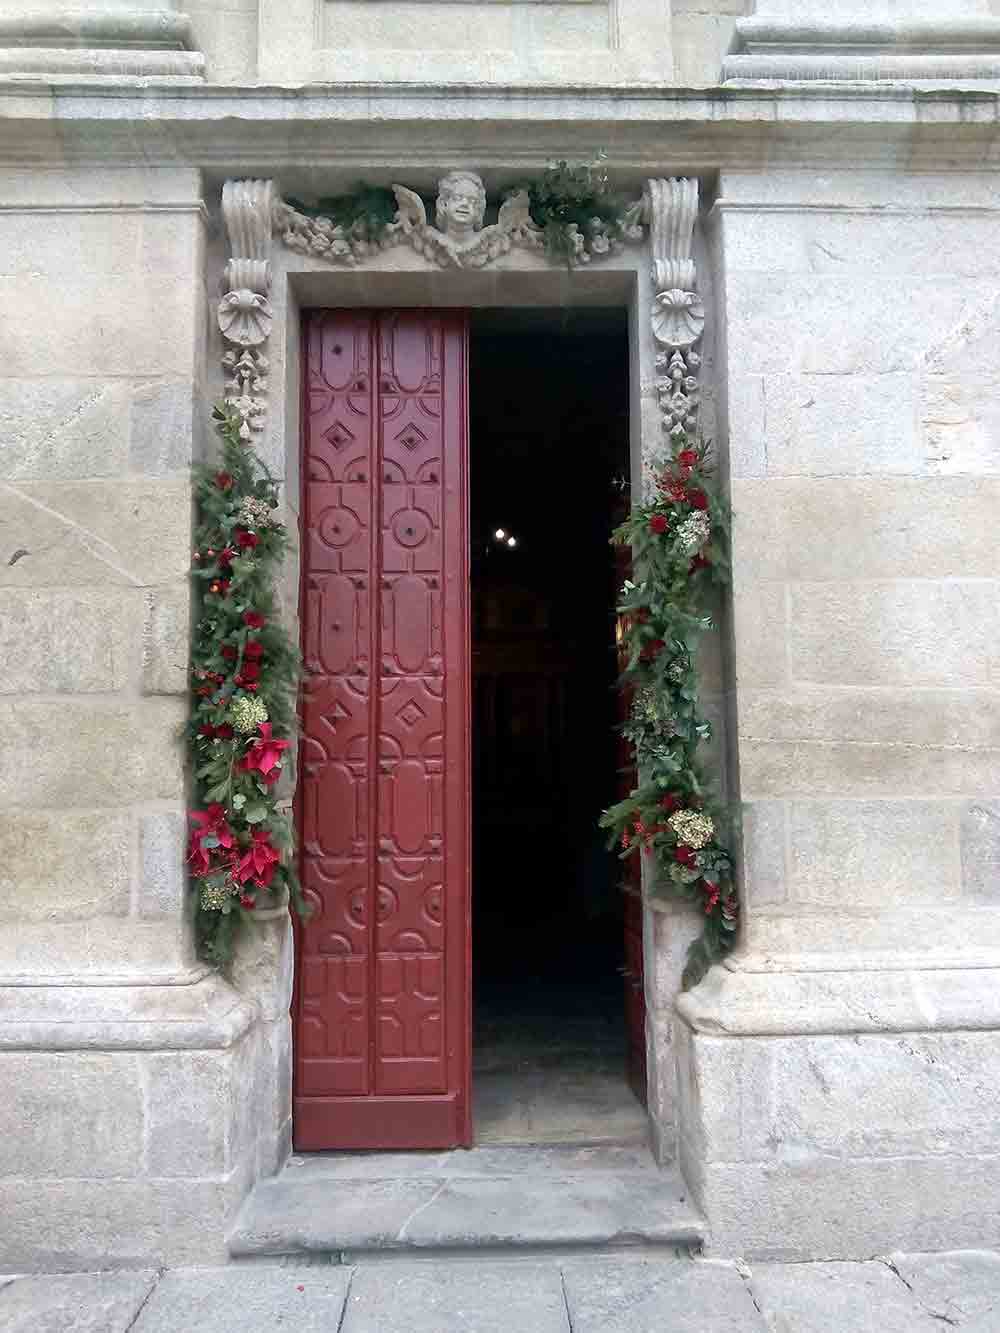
[295,309,470,1150]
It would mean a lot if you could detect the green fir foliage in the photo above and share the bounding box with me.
[517,154,632,264]
[600,433,737,988]
[284,184,398,240]
[187,406,307,965]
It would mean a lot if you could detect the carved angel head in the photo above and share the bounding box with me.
[435,171,487,237]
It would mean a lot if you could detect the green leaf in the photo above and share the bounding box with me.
[243,802,268,824]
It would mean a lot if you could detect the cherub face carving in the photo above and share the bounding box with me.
[435,171,487,239]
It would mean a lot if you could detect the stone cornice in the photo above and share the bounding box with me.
[1,81,999,171]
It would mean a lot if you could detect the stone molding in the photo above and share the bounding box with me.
[219,178,273,441]
[677,961,1000,1037]
[0,7,205,80]
[724,17,1000,82]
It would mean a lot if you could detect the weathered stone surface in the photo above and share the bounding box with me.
[740,800,788,908]
[1,699,185,807]
[142,586,190,695]
[0,1270,158,1333]
[342,1263,568,1333]
[731,582,787,687]
[962,801,1000,900]
[138,810,186,918]
[0,1177,240,1270]
[789,581,1000,688]
[0,588,133,694]
[0,810,130,922]
[563,1257,764,1333]
[0,1053,143,1178]
[134,1266,351,1333]
[129,380,195,476]
[2,378,129,482]
[4,481,191,589]
[787,800,960,907]
[890,1249,1000,1326]
[230,1156,702,1256]
[746,1259,940,1332]
[144,1050,233,1178]
[0,917,193,982]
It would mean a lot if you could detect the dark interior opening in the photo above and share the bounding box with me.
[468,309,646,1145]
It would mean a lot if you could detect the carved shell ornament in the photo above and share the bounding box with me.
[218,288,273,348]
[651,288,705,350]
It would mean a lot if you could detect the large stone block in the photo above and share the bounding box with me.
[746,1259,940,1332]
[787,800,961,907]
[1,481,191,589]
[139,810,187,918]
[0,810,131,922]
[134,1266,352,1333]
[732,478,1000,580]
[142,585,190,695]
[2,378,130,481]
[962,801,1000,899]
[145,1049,237,1178]
[0,1271,158,1333]
[0,1176,244,1270]
[0,699,185,807]
[732,582,788,687]
[130,379,196,476]
[0,1052,143,1179]
[0,588,134,694]
[0,917,193,981]
[789,581,1000,687]
[740,800,787,908]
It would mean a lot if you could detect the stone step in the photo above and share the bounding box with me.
[228,1145,704,1260]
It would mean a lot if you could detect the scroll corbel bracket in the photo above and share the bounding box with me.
[220,179,275,438]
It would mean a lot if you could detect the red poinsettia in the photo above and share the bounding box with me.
[234,829,281,888]
[676,449,698,473]
[649,514,668,535]
[674,844,697,868]
[215,471,234,491]
[236,529,259,550]
[660,793,681,813]
[242,610,266,629]
[239,722,290,776]
[687,489,709,511]
[188,804,236,877]
[215,723,235,740]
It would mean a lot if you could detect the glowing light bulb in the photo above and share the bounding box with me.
[507,536,517,548]
[494,528,506,541]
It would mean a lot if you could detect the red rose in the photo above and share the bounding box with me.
[634,608,650,624]
[239,660,261,681]
[215,471,233,490]
[236,529,259,550]
[688,489,709,511]
[689,553,710,574]
[209,580,231,596]
[677,449,698,471]
[674,845,697,867]
[701,879,721,913]
[221,645,237,660]
[215,723,234,739]
[243,640,264,659]
[242,611,266,629]
[198,723,215,738]
[649,514,668,535]
[217,546,236,568]
[648,638,666,658]
[243,683,259,692]
[196,685,213,698]
[660,794,681,813]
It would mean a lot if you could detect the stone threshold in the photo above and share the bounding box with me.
[228,1144,704,1260]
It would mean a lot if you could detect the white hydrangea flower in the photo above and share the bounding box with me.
[667,808,716,850]
[675,511,711,555]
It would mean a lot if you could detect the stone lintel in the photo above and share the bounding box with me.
[0,974,258,1051]
[677,959,1000,1037]
[0,7,204,80]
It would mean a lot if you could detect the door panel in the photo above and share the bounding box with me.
[295,309,471,1150]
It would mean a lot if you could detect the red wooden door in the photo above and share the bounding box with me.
[295,310,471,1150]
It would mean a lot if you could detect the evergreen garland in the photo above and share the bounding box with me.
[187,406,307,965]
[517,154,635,264]
[600,432,738,988]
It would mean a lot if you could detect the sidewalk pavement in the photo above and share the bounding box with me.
[3,1249,999,1331]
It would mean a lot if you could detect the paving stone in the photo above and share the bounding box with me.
[562,1256,764,1333]
[746,1259,942,1332]
[284,1143,662,1180]
[341,1262,568,1333]
[0,1270,157,1332]
[133,1265,352,1332]
[890,1249,1000,1328]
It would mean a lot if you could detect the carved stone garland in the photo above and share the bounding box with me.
[219,179,274,440]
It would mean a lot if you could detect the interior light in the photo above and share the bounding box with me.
[494,528,506,541]
[507,536,517,548]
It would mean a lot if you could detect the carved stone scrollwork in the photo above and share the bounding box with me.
[646,176,703,449]
[219,179,275,438]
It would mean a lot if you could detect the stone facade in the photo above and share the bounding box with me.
[1,0,999,1270]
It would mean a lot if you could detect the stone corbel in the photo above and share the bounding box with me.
[646,178,703,452]
[219,180,275,440]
